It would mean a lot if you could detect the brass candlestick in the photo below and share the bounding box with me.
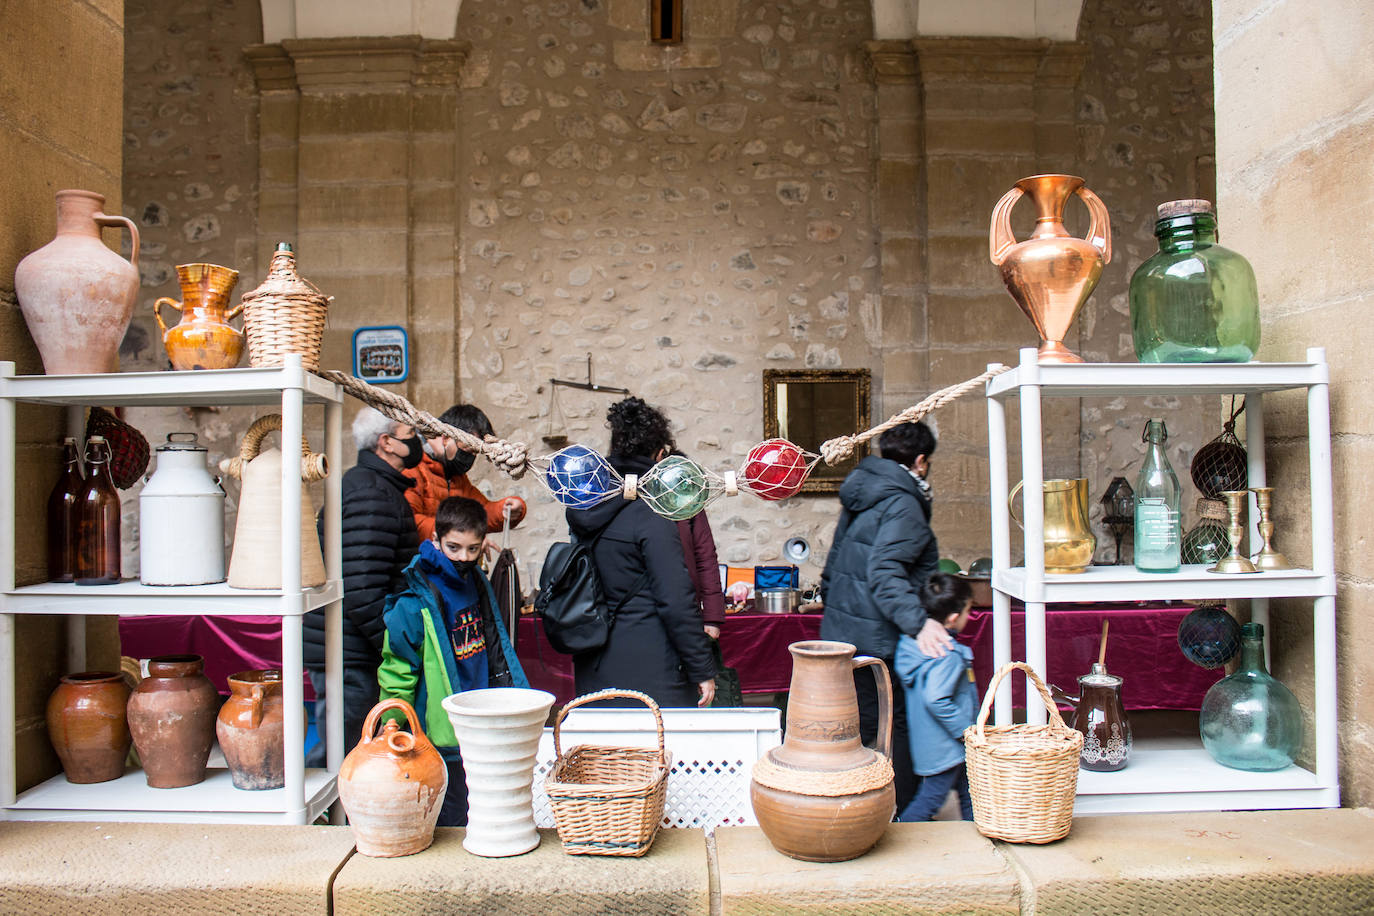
[1250,486,1293,570]
[1208,489,1260,574]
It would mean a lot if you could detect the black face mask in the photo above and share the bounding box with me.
[396,434,424,470]
[452,557,480,576]
[441,449,476,479]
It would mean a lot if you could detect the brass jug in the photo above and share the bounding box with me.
[1009,478,1097,573]
[221,415,328,589]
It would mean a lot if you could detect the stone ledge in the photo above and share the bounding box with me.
[333,826,710,916]
[0,821,355,915]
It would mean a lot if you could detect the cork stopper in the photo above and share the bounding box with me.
[1156,199,1215,220]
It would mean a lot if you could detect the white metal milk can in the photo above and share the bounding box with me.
[139,432,226,585]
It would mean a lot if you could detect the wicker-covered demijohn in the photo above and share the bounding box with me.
[544,689,671,857]
[964,662,1084,844]
[239,243,330,372]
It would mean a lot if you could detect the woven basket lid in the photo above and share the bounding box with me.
[240,243,329,307]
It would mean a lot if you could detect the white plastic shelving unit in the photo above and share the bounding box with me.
[985,346,1339,814]
[0,355,345,824]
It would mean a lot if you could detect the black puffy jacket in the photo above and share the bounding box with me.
[819,455,939,661]
[564,453,715,708]
[304,449,420,668]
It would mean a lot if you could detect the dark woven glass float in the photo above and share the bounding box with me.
[1191,399,1247,500]
[1177,603,1242,669]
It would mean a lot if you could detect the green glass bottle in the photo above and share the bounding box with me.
[1134,419,1181,573]
[1199,623,1303,771]
[1129,200,1260,363]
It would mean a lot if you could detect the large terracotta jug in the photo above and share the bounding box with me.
[15,189,140,375]
[46,671,131,784]
[990,174,1112,364]
[750,640,895,862]
[338,699,447,857]
[154,263,244,371]
[216,669,285,790]
[126,654,220,788]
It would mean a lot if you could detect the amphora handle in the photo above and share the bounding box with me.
[989,185,1113,266]
[852,655,892,759]
[1008,479,1026,530]
[361,698,425,756]
[94,212,140,268]
[153,297,183,336]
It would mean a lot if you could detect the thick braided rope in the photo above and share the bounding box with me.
[314,369,530,479]
[751,753,894,798]
[818,364,1011,466]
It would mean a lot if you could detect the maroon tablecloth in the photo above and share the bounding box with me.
[118,616,315,700]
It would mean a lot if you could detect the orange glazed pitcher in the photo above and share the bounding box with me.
[154,262,244,371]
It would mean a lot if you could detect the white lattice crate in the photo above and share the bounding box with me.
[532,706,781,832]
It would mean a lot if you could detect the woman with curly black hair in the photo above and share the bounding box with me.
[561,397,716,707]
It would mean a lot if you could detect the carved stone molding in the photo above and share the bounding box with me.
[913,37,1088,86]
[863,40,918,85]
[245,37,468,92]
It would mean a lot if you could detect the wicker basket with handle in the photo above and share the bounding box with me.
[544,689,671,857]
[964,662,1083,844]
[239,243,330,372]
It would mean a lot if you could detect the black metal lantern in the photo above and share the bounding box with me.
[1101,477,1134,565]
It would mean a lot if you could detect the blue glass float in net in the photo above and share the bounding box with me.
[1176,603,1241,669]
[543,444,620,509]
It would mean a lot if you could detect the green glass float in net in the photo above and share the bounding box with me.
[635,454,723,521]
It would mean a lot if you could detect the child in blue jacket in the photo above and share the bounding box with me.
[894,573,976,822]
[378,497,528,827]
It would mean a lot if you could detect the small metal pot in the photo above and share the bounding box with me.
[756,588,799,614]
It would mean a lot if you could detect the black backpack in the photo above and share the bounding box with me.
[536,513,649,655]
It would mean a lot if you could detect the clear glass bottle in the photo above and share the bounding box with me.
[1129,199,1260,363]
[47,437,84,582]
[1199,622,1302,771]
[1181,497,1230,566]
[1133,418,1181,573]
[75,435,121,585]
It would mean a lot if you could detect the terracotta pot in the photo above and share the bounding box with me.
[989,174,1112,364]
[46,671,131,784]
[217,669,285,790]
[154,262,244,371]
[14,189,140,375]
[126,654,220,788]
[750,640,895,862]
[338,699,447,857]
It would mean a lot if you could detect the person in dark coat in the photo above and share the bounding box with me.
[819,420,952,812]
[564,398,716,708]
[304,406,422,766]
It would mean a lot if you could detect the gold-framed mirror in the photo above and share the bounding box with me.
[762,368,871,494]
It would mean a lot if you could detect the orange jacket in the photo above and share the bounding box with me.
[402,452,525,541]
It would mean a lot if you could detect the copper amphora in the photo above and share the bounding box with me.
[1052,663,1132,772]
[46,671,131,784]
[154,263,244,371]
[750,640,895,862]
[990,174,1112,364]
[1009,477,1097,573]
[126,654,220,788]
[338,699,448,858]
[216,669,285,790]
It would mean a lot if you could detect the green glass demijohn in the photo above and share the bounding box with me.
[1129,200,1260,363]
[1199,623,1303,771]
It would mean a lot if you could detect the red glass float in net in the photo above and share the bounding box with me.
[742,438,810,500]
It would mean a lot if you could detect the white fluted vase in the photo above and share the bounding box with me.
[442,687,555,857]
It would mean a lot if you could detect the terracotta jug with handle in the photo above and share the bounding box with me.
[154,262,244,370]
[750,640,895,862]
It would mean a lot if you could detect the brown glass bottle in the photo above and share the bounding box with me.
[47,437,84,582]
[75,435,121,585]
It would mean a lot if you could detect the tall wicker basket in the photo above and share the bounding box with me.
[964,662,1083,844]
[239,243,330,372]
[543,689,671,857]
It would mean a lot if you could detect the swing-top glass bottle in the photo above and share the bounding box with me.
[1134,418,1181,573]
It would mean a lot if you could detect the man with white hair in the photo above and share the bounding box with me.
[304,407,423,765]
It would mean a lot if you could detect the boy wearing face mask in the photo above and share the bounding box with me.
[377,497,528,826]
[404,403,526,544]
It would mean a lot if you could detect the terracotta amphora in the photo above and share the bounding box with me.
[750,640,896,862]
[46,671,132,784]
[338,698,448,857]
[217,669,285,790]
[126,654,220,788]
[989,174,1112,364]
[154,263,244,371]
[15,189,140,375]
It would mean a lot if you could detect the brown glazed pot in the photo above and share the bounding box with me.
[750,640,896,862]
[46,671,132,784]
[14,189,140,375]
[126,654,220,788]
[337,699,447,857]
[217,669,285,790]
[154,263,244,370]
